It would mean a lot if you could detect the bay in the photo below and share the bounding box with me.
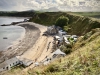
[0,17,25,51]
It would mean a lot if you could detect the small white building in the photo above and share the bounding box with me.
[47,25,57,35]
[54,36,60,40]
[52,49,66,58]
[0,56,33,72]
[0,56,20,72]
[71,35,78,38]
[58,30,67,40]
[71,35,78,42]
[19,58,33,67]
[63,35,71,38]
[42,49,66,65]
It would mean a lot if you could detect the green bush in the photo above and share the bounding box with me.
[63,26,69,31]
[55,16,69,27]
[60,45,72,54]
[45,64,61,72]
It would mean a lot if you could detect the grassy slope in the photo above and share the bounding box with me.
[1,12,100,75]
[29,12,66,25]
[30,12,100,35]
[69,12,100,18]
[66,14,100,35]
[28,28,100,75]
[2,29,100,75]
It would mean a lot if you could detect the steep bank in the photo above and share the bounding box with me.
[1,12,100,75]
[29,12,100,35]
[0,23,40,63]
[30,28,100,75]
[2,27,100,75]
[65,13,100,35]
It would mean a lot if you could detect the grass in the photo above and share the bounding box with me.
[29,12,67,26]
[1,12,100,75]
[69,12,100,18]
[29,12,100,35]
[1,65,24,75]
[29,28,100,75]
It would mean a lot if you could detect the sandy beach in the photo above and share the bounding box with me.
[0,22,40,63]
[0,22,54,70]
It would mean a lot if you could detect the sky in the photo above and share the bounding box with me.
[0,0,100,12]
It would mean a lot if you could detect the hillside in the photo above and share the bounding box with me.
[1,12,100,75]
[29,28,100,75]
[2,28,100,75]
[70,12,100,18]
[29,12,100,35]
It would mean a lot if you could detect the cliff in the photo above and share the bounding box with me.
[29,12,100,35]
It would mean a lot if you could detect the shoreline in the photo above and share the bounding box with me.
[0,22,54,73]
[0,22,54,72]
[6,26,25,50]
[0,22,41,63]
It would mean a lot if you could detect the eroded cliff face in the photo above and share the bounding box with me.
[65,13,100,35]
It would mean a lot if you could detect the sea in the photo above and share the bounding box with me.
[0,17,25,51]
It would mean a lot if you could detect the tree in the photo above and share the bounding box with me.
[55,16,69,27]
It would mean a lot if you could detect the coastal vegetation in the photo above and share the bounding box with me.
[55,16,69,28]
[0,11,100,75]
[2,28,100,75]
[70,12,100,18]
[29,12,100,35]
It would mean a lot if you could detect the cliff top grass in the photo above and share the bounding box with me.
[27,28,100,75]
[68,12,100,22]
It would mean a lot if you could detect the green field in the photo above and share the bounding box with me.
[70,12,100,18]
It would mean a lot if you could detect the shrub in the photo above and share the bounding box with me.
[60,45,72,54]
[45,64,62,72]
[63,26,69,31]
[55,16,69,27]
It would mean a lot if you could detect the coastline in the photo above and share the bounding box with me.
[0,22,41,63]
[6,26,25,50]
[0,22,54,72]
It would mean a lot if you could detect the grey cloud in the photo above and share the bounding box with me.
[0,0,24,11]
[0,0,100,11]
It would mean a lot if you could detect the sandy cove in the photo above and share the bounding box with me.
[21,22,54,70]
[0,22,41,63]
[21,22,54,72]
[0,22,54,70]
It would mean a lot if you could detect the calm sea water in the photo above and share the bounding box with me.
[0,17,25,51]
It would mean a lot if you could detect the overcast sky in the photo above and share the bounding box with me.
[0,0,100,11]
